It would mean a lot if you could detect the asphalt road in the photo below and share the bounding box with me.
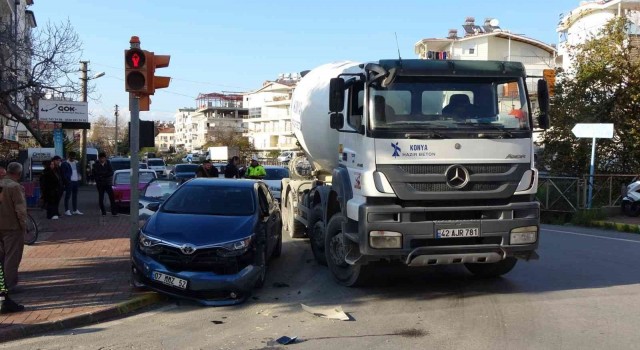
[3,224,640,350]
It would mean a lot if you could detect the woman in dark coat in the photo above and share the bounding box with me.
[40,160,64,219]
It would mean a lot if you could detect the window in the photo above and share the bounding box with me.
[162,185,255,216]
[347,81,365,130]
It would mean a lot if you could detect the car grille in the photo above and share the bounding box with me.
[149,246,250,274]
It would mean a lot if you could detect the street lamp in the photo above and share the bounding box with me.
[79,60,105,185]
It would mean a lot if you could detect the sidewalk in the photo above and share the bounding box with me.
[0,186,165,343]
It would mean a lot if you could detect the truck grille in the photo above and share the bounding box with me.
[399,164,512,175]
[409,183,501,192]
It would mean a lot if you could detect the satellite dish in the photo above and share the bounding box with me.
[490,18,500,27]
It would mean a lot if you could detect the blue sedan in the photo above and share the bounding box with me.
[131,178,282,306]
[168,163,199,182]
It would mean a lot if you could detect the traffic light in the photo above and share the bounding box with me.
[147,53,171,95]
[124,48,149,93]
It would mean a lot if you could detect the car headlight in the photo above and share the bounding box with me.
[138,231,163,254]
[217,236,253,257]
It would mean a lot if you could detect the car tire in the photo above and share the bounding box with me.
[325,213,372,287]
[272,224,283,258]
[255,245,267,289]
[464,257,518,278]
[308,205,327,266]
[283,190,305,238]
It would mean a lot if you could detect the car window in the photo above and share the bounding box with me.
[144,180,179,200]
[114,172,156,185]
[162,185,255,216]
[147,159,165,166]
[258,185,272,210]
[175,164,198,172]
[264,168,289,180]
[111,160,131,171]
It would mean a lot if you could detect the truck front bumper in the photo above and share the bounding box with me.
[347,201,539,266]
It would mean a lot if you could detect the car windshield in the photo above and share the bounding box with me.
[110,160,131,171]
[114,172,156,185]
[175,164,199,172]
[368,76,531,132]
[147,159,164,166]
[264,168,289,180]
[161,185,255,216]
[143,180,180,200]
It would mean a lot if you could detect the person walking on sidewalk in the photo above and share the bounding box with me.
[40,159,64,220]
[93,152,118,216]
[61,151,83,216]
[0,162,27,293]
[0,261,24,314]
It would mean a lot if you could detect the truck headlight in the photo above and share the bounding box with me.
[369,230,402,249]
[217,236,253,257]
[510,226,538,245]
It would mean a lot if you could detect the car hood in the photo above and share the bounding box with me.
[145,212,257,246]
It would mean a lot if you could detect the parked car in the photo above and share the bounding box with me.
[277,150,298,163]
[131,178,282,305]
[139,163,149,169]
[168,163,199,182]
[138,178,181,221]
[147,158,168,178]
[112,169,158,208]
[181,153,200,163]
[262,165,289,202]
[110,157,132,171]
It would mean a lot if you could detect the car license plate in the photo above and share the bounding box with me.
[436,227,480,238]
[152,271,188,290]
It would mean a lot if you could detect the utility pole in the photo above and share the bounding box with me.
[80,61,89,186]
[128,37,141,253]
[114,104,119,156]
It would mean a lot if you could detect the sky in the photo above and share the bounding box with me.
[31,0,580,123]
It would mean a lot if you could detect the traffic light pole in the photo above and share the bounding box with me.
[129,37,141,255]
[80,61,88,186]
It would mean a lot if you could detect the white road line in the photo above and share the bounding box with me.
[543,228,640,244]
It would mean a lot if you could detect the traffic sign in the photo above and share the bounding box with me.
[571,123,614,139]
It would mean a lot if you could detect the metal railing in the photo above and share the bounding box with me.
[537,174,634,212]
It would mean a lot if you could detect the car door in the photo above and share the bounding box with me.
[257,184,276,257]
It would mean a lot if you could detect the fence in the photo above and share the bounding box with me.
[537,174,634,212]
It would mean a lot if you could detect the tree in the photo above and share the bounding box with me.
[89,116,115,155]
[0,20,83,146]
[541,17,640,175]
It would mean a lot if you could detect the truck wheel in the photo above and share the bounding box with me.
[308,205,327,266]
[325,214,371,287]
[283,190,305,238]
[464,257,518,278]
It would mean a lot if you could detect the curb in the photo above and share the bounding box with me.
[589,220,640,234]
[0,292,167,344]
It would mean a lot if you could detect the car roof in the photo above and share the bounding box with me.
[114,169,157,174]
[186,178,258,188]
[263,165,288,169]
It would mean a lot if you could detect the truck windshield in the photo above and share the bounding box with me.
[369,76,531,133]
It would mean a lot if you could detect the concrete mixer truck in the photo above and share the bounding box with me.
[281,59,550,286]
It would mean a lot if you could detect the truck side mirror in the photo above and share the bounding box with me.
[329,78,345,113]
[537,79,550,130]
[330,113,344,129]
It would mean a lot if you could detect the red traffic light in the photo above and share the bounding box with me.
[125,49,146,69]
[125,48,149,93]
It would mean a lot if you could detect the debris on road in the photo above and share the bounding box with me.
[276,336,298,345]
[211,320,224,325]
[273,282,290,288]
[301,304,351,321]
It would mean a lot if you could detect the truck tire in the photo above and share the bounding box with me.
[325,214,371,287]
[283,190,306,238]
[464,257,518,278]
[308,205,327,266]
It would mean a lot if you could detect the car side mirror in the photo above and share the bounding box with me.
[329,78,345,112]
[330,113,344,129]
[537,79,550,130]
[147,202,160,212]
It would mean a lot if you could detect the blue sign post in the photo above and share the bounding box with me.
[54,128,64,157]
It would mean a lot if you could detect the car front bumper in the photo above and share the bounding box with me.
[131,248,262,306]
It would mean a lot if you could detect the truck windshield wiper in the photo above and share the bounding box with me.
[404,130,448,139]
[454,122,515,138]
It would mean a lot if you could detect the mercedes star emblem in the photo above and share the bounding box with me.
[445,165,470,189]
[180,244,197,255]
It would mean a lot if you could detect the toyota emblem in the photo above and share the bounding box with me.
[445,165,470,189]
[180,244,197,255]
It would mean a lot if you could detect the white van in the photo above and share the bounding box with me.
[146,158,167,178]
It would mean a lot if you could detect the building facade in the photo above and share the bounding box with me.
[557,0,640,73]
[0,0,36,143]
[155,124,175,153]
[243,74,300,157]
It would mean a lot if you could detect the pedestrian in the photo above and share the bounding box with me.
[61,151,83,216]
[0,166,6,179]
[0,260,24,313]
[0,162,27,293]
[245,156,267,179]
[93,152,118,216]
[195,160,219,178]
[40,159,64,219]
[224,156,240,178]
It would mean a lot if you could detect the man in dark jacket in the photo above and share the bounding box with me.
[61,151,83,216]
[92,152,118,216]
[195,160,218,178]
[224,156,240,178]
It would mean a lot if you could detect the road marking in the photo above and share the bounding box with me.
[543,228,640,244]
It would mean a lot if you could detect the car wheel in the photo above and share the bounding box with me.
[324,213,372,287]
[255,244,267,288]
[272,223,283,258]
[464,257,518,278]
[308,205,327,266]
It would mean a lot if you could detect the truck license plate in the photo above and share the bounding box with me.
[153,271,188,289]
[436,227,480,238]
